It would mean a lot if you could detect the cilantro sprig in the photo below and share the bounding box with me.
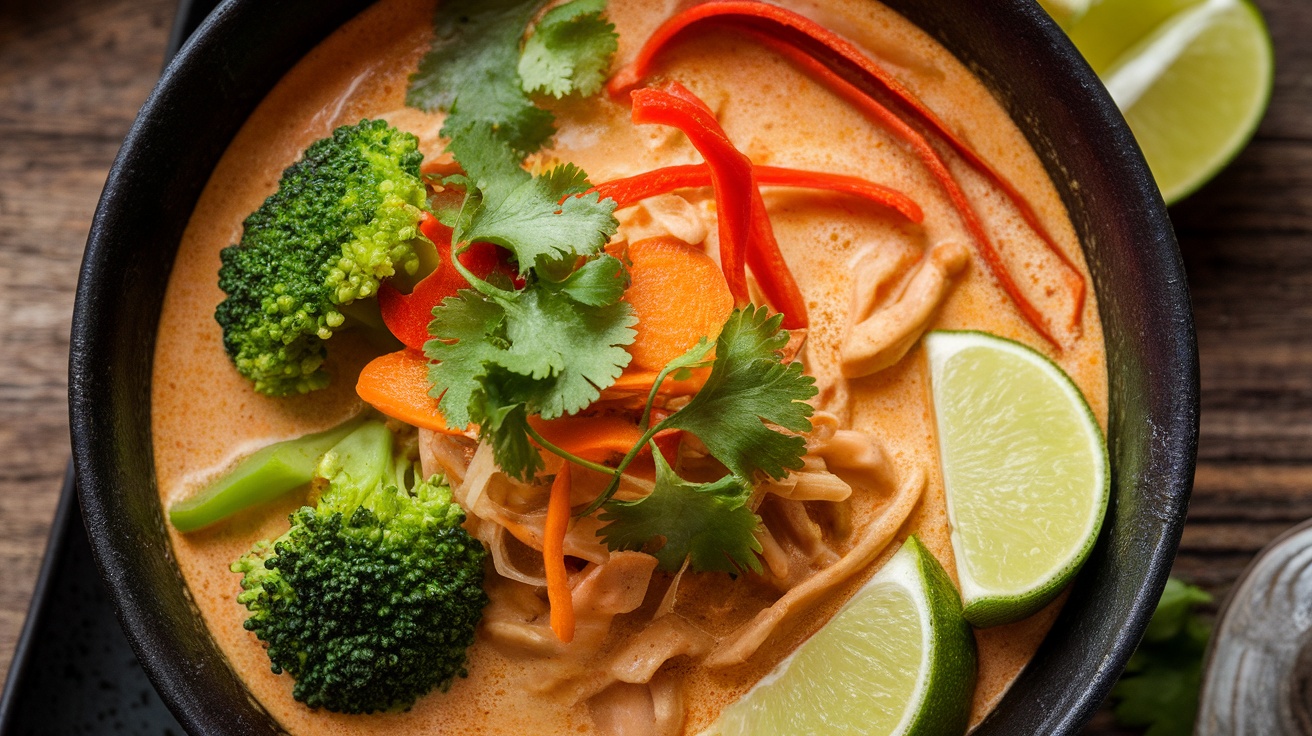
[425,122,631,480]
[579,307,817,574]
[407,0,553,155]
[519,0,619,98]
[441,124,618,273]
[1110,578,1213,736]
[577,306,817,518]
[599,445,763,574]
[408,0,619,156]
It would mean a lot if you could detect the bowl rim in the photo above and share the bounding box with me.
[69,0,1198,733]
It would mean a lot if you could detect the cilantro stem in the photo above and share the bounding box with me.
[450,242,515,300]
[575,421,665,518]
[577,341,713,518]
[524,424,620,477]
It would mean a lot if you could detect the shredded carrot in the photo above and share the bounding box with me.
[609,0,1087,344]
[356,349,461,434]
[544,463,575,643]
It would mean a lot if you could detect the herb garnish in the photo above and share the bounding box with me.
[600,447,763,574]
[424,127,630,480]
[519,0,619,99]
[408,0,619,155]
[1111,578,1213,736]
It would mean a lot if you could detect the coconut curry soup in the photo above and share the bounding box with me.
[153,0,1108,733]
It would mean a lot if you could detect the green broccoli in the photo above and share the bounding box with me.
[216,119,430,395]
[231,420,488,713]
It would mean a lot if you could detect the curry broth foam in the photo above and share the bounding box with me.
[150,0,1107,733]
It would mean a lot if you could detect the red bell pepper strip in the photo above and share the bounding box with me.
[630,82,809,329]
[610,0,1086,345]
[591,164,923,223]
[379,213,508,351]
[630,83,753,311]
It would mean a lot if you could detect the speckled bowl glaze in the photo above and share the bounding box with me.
[69,1,1198,732]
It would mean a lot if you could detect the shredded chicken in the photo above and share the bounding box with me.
[558,614,713,704]
[587,670,685,736]
[614,193,709,247]
[841,241,971,377]
[482,552,659,661]
[705,466,927,667]
[418,429,477,486]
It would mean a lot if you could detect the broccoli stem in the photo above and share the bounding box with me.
[169,415,366,532]
[316,420,399,516]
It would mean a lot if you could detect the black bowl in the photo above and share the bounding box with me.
[69,0,1198,733]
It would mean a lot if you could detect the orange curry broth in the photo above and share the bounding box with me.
[150,0,1107,732]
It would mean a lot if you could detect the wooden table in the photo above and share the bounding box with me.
[0,0,1306,731]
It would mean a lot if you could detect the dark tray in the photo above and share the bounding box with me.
[0,1,220,733]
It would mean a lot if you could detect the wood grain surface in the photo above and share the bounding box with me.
[0,0,1307,732]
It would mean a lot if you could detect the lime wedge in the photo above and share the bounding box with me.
[1037,0,1093,30]
[711,536,976,736]
[925,331,1109,628]
[1064,0,1204,72]
[1055,0,1273,204]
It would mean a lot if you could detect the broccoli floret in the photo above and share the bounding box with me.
[231,421,488,713]
[216,119,430,395]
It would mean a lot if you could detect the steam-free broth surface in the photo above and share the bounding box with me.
[151,0,1106,732]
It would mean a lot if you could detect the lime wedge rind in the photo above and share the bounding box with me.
[710,536,976,736]
[926,331,1110,629]
[902,536,977,736]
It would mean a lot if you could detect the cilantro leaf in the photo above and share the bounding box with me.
[472,379,545,479]
[424,289,508,430]
[1111,578,1213,736]
[545,253,629,306]
[519,0,619,99]
[445,123,618,273]
[661,306,817,479]
[426,279,635,478]
[599,447,762,573]
[460,165,616,272]
[445,122,531,205]
[499,286,636,417]
[407,0,554,154]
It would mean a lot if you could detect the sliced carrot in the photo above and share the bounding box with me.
[356,349,461,434]
[599,236,732,399]
[544,463,574,643]
[529,414,647,464]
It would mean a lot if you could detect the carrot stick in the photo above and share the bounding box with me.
[591,164,924,224]
[355,349,461,434]
[544,463,575,643]
[610,0,1086,343]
